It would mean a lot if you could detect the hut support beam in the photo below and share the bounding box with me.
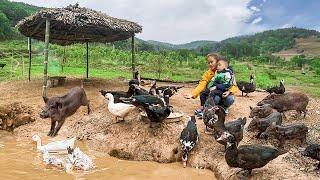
[131,35,136,78]
[86,41,89,79]
[42,19,50,97]
[28,37,32,81]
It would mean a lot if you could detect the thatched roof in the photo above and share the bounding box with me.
[16,4,142,45]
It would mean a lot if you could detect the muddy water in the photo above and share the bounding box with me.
[0,132,216,180]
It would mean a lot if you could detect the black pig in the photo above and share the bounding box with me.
[260,122,308,147]
[249,104,273,118]
[247,112,282,137]
[40,87,90,137]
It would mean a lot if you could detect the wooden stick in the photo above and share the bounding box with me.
[42,19,50,98]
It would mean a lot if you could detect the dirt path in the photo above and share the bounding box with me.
[1,78,320,179]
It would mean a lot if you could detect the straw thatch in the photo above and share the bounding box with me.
[16,4,142,45]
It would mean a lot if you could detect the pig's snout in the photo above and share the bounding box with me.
[40,111,49,119]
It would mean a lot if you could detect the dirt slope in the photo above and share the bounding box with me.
[1,78,320,179]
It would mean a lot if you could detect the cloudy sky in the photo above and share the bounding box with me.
[12,0,320,44]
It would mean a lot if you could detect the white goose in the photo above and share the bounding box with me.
[66,147,95,171]
[105,93,136,121]
[32,135,76,153]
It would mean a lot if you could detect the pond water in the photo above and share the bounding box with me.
[0,132,216,180]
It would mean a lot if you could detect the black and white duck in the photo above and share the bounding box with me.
[99,79,139,103]
[120,95,165,108]
[209,105,246,147]
[220,133,280,177]
[266,79,285,94]
[145,104,172,128]
[149,80,157,96]
[130,84,149,95]
[179,116,199,168]
[237,74,256,96]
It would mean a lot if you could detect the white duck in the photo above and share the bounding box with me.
[42,149,64,169]
[32,135,76,153]
[105,93,136,121]
[66,147,95,171]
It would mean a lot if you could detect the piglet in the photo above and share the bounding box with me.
[257,92,309,118]
[249,104,273,118]
[260,122,308,147]
[247,112,282,137]
[40,87,90,137]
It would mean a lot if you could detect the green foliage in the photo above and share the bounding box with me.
[0,0,40,40]
[218,28,320,57]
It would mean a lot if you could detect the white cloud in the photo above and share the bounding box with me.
[12,0,256,44]
[251,17,263,24]
[249,6,260,12]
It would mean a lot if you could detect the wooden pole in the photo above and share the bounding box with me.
[86,41,89,79]
[61,46,65,73]
[42,19,50,97]
[131,35,136,78]
[28,37,32,81]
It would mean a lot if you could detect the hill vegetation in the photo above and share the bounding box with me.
[0,0,40,39]
[0,0,320,97]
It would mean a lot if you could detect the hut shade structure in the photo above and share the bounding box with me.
[16,4,142,96]
[16,4,142,45]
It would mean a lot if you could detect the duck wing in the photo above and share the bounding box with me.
[145,106,171,123]
[237,145,279,169]
[121,95,165,108]
[44,137,76,152]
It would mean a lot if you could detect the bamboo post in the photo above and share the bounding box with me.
[21,55,24,76]
[61,46,65,73]
[86,41,89,79]
[42,19,50,97]
[131,35,136,78]
[28,37,32,81]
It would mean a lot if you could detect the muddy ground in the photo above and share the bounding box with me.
[1,78,320,179]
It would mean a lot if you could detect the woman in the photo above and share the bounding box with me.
[184,53,238,117]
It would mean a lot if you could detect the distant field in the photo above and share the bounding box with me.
[273,36,320,60]
[0,40,320,97]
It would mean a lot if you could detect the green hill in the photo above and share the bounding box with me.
[0,0,40,39]
[218,27,320,57]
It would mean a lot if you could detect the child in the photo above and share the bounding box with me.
[207,58,234,99]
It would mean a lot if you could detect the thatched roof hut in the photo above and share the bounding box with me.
[16,4,142,97]
[16,3,142,45]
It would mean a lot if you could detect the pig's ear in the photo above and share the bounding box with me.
[43,96,48,103]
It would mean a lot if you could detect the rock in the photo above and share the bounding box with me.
[14,113,34,127]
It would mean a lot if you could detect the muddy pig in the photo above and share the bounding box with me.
[249,104,273,118]
[247,111,282,137]
[260,122,308,147]
[257,92,309,118]
[40,87,90,137]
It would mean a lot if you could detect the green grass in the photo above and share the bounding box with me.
[1,39,320,98]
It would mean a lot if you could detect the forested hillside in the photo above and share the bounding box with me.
[0,0,40,39]
[218,28,320,57]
